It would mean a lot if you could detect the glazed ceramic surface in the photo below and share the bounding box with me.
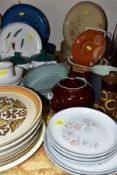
[63,1,107,48]
[1,3,50,44]
[0,120,45,172]
[0,66,23,85]
[47,107,117,157]
[22,63,70,97]
[0,61,15,79]
[0,85,42,147]
[44,130,117,175]
[72,30,106,66]
[91,65,117,104]
[0,22,42,59]
[47,131,116,164]
[99,72,117,120]
[51,77,94,111]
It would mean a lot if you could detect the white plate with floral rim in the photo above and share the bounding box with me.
[47,107,117,158]
[0,85,42,147]
[0,22,42,59]
[63,1,107,48]
[0,120,46,172]
[44,131,117,175]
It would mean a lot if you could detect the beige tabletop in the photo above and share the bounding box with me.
[1,95,117,175]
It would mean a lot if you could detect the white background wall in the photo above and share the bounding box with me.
[0,0,117,49]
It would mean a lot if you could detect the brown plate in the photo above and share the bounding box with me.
[72,29,106,66]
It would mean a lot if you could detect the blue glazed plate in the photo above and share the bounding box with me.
[1,4,50,44]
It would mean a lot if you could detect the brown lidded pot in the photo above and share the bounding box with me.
[50,76,94,112]
[99,71,117,120]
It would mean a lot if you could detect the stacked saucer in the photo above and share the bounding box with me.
[0,66,24,85]
[0,85,46,172]
[44,107,117,175]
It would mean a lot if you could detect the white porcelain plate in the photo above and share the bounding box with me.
[44,131,117,175]
[47,107,117,157]
[0,66,23,85]
[0,120,46,172]
[0,22,42,59]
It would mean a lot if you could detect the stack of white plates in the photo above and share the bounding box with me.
[0,85,46,172]
[44,107,117,175]
[0,66,24,85]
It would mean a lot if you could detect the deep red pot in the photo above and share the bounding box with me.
[50,77,94,112]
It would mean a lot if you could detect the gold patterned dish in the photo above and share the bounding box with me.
[0,85,42,147]
[63,1,107,48]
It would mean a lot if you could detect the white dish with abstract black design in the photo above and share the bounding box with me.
[0,22,42,59]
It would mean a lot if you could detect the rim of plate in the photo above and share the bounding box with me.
[0,120,45,172]
[0,85,42,147]
[63,1,107,48]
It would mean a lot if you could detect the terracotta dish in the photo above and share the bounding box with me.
[72,29,106,66]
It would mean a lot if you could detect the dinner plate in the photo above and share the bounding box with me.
[47,131,116,164]
[0,122,41,162]
[44,132,117,175]
[1,3,50,44]
[0,120,45,172]
[47,107,117,157]
[63,1,107,48]
[0,22,42,59]
[0,66,23,85]
[72,29,106,66]
[0,117,41,152]
[0,85,42,147]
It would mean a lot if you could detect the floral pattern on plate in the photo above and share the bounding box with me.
[0,96,27,136]
[62,119,100,149]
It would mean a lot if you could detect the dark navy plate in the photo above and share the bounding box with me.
[1,3,50,44]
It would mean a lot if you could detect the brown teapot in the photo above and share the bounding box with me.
[50,76,94,112]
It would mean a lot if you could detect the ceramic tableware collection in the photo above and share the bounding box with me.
[0,85,45,172]
[0,1,117,174]
[44,107,117,175]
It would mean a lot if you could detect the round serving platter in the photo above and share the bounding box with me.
[63,1,107,48]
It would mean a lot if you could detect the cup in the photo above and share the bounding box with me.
[91,65,117,105]
[0,61,15,79]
